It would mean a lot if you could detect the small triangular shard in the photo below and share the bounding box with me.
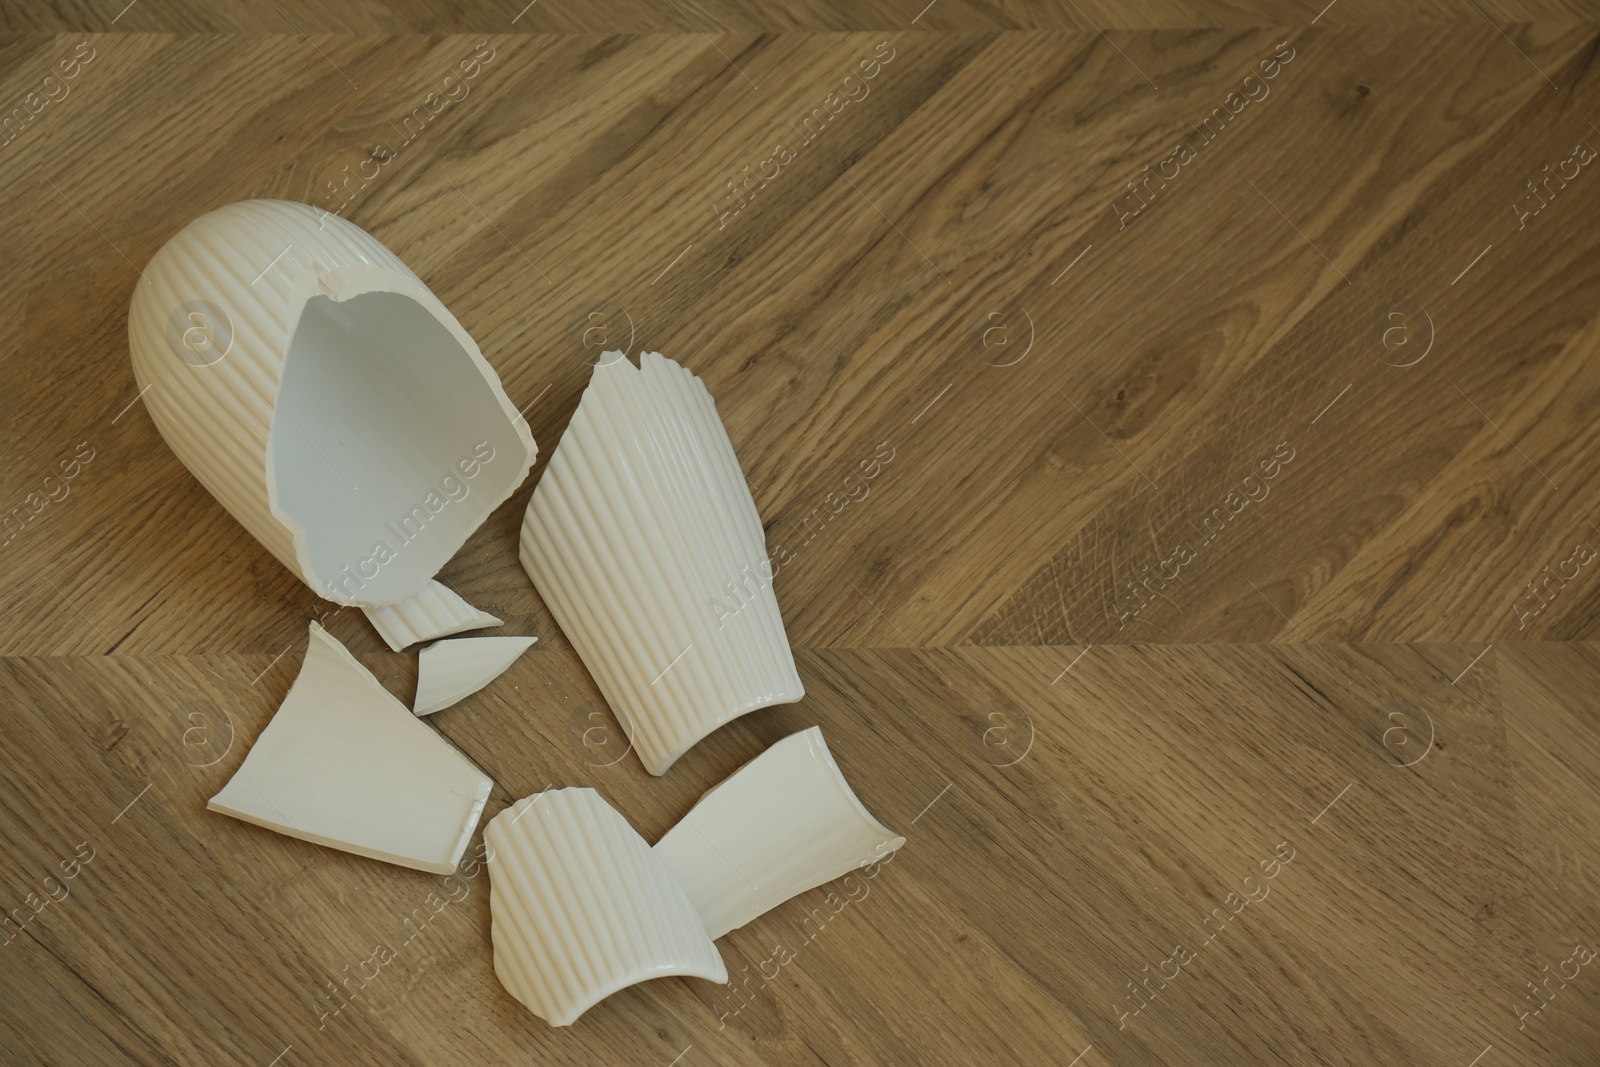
[363,579,502,651]
[414,635,538,716]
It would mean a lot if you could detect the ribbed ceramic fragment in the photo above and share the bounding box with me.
[486,788,726,1026]
[209,622,492,874]
[364,579,502,651]
[414,635,537,716]
[128,199,536,608]
[518,351,802,775]
[654,727,903,939]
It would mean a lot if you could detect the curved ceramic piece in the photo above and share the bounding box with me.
[208,622,492,874]
[128,199,537,608]
[364,579,502,652]
[414,634,538,716]
[518,351,803,775]
[486,788,726,1026]
[654,727,903,939]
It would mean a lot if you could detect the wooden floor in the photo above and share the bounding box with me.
[4,2,1600,1064]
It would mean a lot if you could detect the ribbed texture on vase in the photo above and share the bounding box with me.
[414,634,536,716]
[365,579,502,651]
[486,788,725,1026]
[518,352,803,775]
[654,727,904,938]
[128,199,535,607]
[208,622,492,874]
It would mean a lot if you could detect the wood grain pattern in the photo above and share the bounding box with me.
[2,11,1599,1066]
[6,0,1600,32]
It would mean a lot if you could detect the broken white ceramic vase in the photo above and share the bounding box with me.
[209,622,492,874]
[486,788,726,1026]
[365,579,501,652]
[654,727,904,938]
[128,199,537,608]
[518,351,802,775]
[414,634,537,716]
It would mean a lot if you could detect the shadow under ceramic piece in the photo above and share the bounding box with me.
[486,788,726,1026]
[414,634,537,716]
[518,351,803,776]
[128,199,537,608]
[654,727,904,939]
[208,622,492,874]
[365,579,502,651]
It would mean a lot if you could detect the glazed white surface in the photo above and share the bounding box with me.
[414,634,537,716]
[518,351,803,775]
[208,622,493,874]
[486,788,726,1026]
[364,579,502,651]
[654,727,904,938]
[128,199,536,607]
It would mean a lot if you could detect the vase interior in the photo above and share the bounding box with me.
[272,290,523,603]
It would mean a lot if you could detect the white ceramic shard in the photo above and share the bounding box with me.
[208,621,492,874]
[518,351,803,775]
[654,727,904,939]
[414,635,537,716]
[486,788,726,1026]
[364,579,502,651]
[128,199,537,608]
